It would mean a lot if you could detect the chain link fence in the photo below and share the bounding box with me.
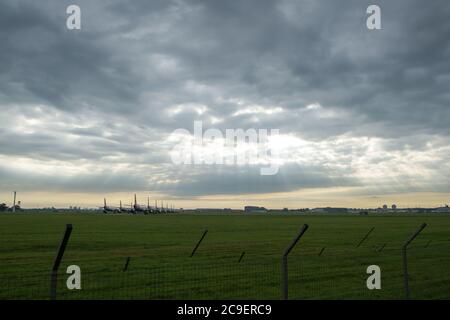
[1,241,449,300]
[1,217,450,300]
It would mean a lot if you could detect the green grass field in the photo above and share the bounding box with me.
[0,213,449,300]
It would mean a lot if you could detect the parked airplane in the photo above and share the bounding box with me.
[103,198,121,213]
[119,200,135,214]
[154,200,161,214]
[133,194,148,214]
[146,197,154,214]
[160,200,167,214]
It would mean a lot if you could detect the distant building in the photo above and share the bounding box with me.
[196,208,230,212]
[312,207,348,214]
[432,205,450,213]
[244,206,267,213]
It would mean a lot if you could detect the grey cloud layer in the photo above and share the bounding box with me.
[0,0,449,196]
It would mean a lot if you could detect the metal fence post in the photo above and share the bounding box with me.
[190,230,208,257]
[281,224,309,300]
[123,257,131,271]
[356,227,375,248]
[238,251,245,263]
[50,224,73,300]
[402,223,427,300]
[318,247,325,256]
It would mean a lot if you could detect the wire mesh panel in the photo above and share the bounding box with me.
[0,271,49,300]
[1,247,450,300]
[288,247,405,300]
[54,261,280,300]
[406,241,450,300]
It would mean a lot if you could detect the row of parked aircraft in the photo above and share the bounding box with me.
[103,195,177,214]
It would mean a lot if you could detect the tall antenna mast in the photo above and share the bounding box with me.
[12,191,16,213]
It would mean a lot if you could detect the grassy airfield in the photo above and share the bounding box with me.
[0,212,449,299]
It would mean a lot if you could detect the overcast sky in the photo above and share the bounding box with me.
[1,0,449,208]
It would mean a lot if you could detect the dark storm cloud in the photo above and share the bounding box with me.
[152,163,360,197]
[0,1,142,112]
[0,165,149,192]
[0,0,449,196]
